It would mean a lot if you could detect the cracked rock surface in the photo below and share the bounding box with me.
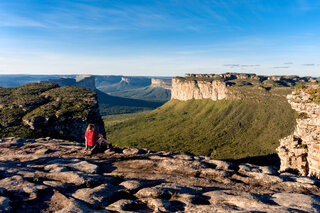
[0,137,320,212]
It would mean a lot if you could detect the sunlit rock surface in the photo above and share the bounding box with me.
[1,137,320,212]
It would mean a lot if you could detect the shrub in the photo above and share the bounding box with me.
[112,174,124,180]
[295,84,306,91]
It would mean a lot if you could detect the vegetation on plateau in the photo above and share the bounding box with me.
[105,87,296,161]
[0,83,97,138]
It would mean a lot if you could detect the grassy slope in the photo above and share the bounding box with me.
[106,87,296,160]
[109,86,171,102]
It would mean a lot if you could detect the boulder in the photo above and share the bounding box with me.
[135,187,169,199]
[68,161,99,174]
[46,171,86,185]
[72,184,119,208]
[120,180,142,191]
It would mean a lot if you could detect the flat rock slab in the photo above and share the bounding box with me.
[0,137,320,212]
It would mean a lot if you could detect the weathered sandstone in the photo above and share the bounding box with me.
[172,73,318,101]
[0,137,320,212]
[171,78,229,101]
[278,85,320,177]
[151,78,172,90]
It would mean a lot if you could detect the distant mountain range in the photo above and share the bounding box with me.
[0,75,77,87]
[0,74,172,115]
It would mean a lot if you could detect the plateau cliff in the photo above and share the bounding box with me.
[184,73,317,83]
[277,85,320,178]
[151,78,172,90]
[0,83,105,141]
[1,137,320,212]
[98,76,151,94]
[172,73,318,101]
[171,78,229,101]
[41,75,96,90]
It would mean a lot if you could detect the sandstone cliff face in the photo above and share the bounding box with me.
[172,73,319,102]
[76,75,96,90]
[277,85,320,177]
[171,78,229,101]
[151,78,172,90]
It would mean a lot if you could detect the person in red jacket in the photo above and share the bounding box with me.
[85,124,111,152]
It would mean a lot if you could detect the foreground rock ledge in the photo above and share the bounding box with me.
[1,137,320,212]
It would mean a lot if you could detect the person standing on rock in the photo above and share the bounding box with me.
[85,124,111,153]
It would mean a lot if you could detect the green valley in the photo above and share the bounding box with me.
[109,86,171,102]
[105,87,296,161]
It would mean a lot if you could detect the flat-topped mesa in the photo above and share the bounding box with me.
[185,73,264,81]
[171,78,229,101]
[42,75,96,91]
[75,75,96,90]
[184,73,317,82]
[151,78,172,90]
[120,76,151,86]
[277,85,320,177]
[172,73,318,101]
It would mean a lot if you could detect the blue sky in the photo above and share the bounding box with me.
[0,0,319,76]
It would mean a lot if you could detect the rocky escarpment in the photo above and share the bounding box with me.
[151,78,172,90]
[185,73,318,83]
[278,85,320,178]
[172,73,319,101]
[42,75,96,91]
[1,137,320,212]
[171,78,229,101]
[0,83,105,141]
[75,75,96,90]
[120,77,151,87]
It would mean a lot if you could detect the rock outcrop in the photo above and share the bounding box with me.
[277,85,320,178]
[184,73,317,83]
[171,78,229,101]
[151,78,172,90]
[42,75,96,91]
[0,83,105,141]
[75,75,96,90]
[119,77,151,87]
[172,73,319,101]
[0,137,320,212]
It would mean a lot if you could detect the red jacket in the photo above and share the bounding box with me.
[85,131,99,146]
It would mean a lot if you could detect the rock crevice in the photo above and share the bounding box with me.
[1,137,320,212]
